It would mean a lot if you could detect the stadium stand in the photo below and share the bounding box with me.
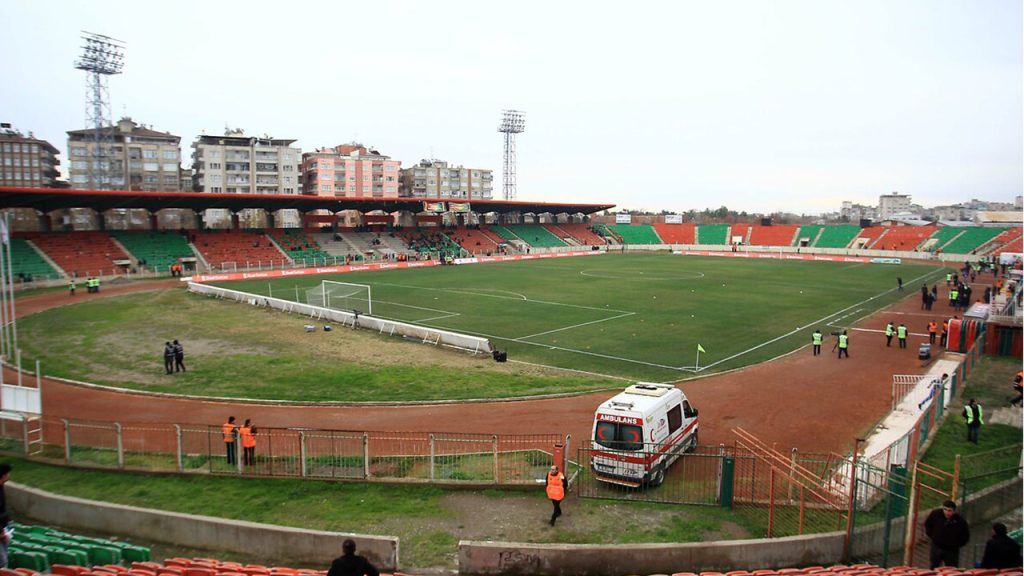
[504,224,567,248]
[748,225,798,247]
[191,231,288,269]
[266,229,333,263]
[22,232,130,277]
[111,231,194,273]
[7,522,151,571]
[853,225,888,249]
[990,228,1023,256]
[448,227,501,254]
[729,223,751,244]
[814,225,860,248]
[399,229,460,256]
[868,225,937,251]
[651,223,696,244]
[921,226,963,252]
[794,225,823,247]
[488,225,521,243]
[9,238,61,280]
[311,232,366,261]
[543,223,606,246]
[607,224,662,244]
[939,227,1009,255]
[696,224,728,245]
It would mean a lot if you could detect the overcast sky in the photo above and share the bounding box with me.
[2,0,1021,215]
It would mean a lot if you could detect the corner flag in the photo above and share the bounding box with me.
[697,343,706,353]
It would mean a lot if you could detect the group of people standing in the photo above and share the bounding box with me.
[222,416,259,466]
[810,329,848,358]
[163,340,186,374]
[68,277,101,296]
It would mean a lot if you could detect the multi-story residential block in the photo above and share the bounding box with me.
[301,144,400,198]
[0,123,61,188]
[191,129,300,195]
[67,117,182,191]
[399,159,493,200]
[840,201,877,223]
[877,193,912,221]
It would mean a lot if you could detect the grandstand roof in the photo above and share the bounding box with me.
[0,186,615,216]
[974,211,1023,225]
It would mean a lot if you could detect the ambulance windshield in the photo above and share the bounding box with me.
[594,421,644,451]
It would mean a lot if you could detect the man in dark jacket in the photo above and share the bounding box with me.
[163,342,175,375]
[327,539,378,576]
[924,500,970,568]
[173,340,186,373]
[981,522,1022,568]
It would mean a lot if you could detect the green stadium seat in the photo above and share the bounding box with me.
[697,224,728,245]
[939,227,1007,254]
[9,238,61,281]
[814,225,860,248]
[607,224,662,244]
[86,546,122,565]
[500,225,567,248]
[112,231,195,273]
[9,551,49,572]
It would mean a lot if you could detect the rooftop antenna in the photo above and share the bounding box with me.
[498,109,525,200]
[75,31,125,190]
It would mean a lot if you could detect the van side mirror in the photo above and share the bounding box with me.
[685,408,698,418]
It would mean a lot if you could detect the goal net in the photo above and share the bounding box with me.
[304,281,373,315]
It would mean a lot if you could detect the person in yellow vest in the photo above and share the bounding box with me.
[962,398,983,444]
[885,322,895,347]
[240,419,257,466]
[811,329,823,356]
[222,416,238,465]
[837,331,849,359]
[897,323,908,349]
[545,464,568,526]
[69,279,76,296]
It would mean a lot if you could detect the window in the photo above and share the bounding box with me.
[162,150,178,159]
[163,175,178,185]
[666,404,682,434]
[72,161,87,169]
[209,162,221,170]
[130,160,142,170]
[1,144,10,152]
[593,421,643,451]
[143,150,157,159]
[72,147,87,156]
[320,185,329,192]
[72,174,88,183]
[284,176,292,184]
[144,162,159,171]
[211,186,222,192]
[144,175,159,183]
[283,165,293,172]
[162,163,177,172]
[321,173,332,180]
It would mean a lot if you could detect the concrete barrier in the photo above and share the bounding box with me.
[7,483,399,571]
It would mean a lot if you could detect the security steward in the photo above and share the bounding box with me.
[811,329,823,356]
[885,322,895,347]
[69,279,76,296]
[927,321,938,345]
[940,319,950,347]
[223,416,238,465]
[897,323,908,349]
[240,419,257,466]
[837,331,849,359]
[963,399,983,444]
[546,464,568,526]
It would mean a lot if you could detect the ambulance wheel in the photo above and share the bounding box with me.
[648,466,665,487]
[686,430,699,453]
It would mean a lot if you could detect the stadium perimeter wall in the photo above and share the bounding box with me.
[7,483,400,571]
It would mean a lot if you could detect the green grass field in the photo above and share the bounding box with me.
[217,254,947,380]
[14,254,947,401]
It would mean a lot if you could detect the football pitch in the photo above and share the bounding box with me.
[216,254,949,382]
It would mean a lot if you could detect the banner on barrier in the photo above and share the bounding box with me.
[675,251,871,264]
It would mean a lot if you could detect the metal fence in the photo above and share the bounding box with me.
[1,415,564,486]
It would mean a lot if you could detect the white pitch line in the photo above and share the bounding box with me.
[691,266,948,372]
[517,311,636,340]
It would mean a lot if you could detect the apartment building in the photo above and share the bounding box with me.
[399,159,493,200]
[67,117,182,191]
[0,123,61,188]
[301,143,400,198]
[191,130,301,195]
[877,193,912,221]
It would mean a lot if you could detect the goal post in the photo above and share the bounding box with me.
[304,280,373,315]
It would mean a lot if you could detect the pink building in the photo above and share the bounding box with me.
[301,143,400,198]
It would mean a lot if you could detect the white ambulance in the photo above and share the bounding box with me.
[590,382,698,487]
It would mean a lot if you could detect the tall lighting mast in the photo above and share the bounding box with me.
[498,110,525,201]
[74,31,125,190]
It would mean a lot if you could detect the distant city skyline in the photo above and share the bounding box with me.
[0,0,1020,215]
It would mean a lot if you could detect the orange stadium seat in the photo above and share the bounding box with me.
[51,567,89,576]
[21,231,131,277]
[748,225,798,247]
[447,228,499,255]
[191,231,287,268]
[652,223,696,244]
[548,223,606,245]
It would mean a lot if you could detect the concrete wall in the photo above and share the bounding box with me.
[7,483,399,571]
[458,533,846,576]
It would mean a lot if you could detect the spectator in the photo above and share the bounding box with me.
[327,539,378,576]
[981,522,1022,568]
[924,500,970,568]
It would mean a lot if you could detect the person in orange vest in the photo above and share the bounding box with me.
[222,416,238,465]
[940,319,950,347]
[240,419,257,466]
[546,464,568,526]
[1011,372,1023,408]
[927,321,938,345]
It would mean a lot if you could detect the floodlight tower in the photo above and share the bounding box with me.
[498,110,525,201]
[75,31,125,190]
